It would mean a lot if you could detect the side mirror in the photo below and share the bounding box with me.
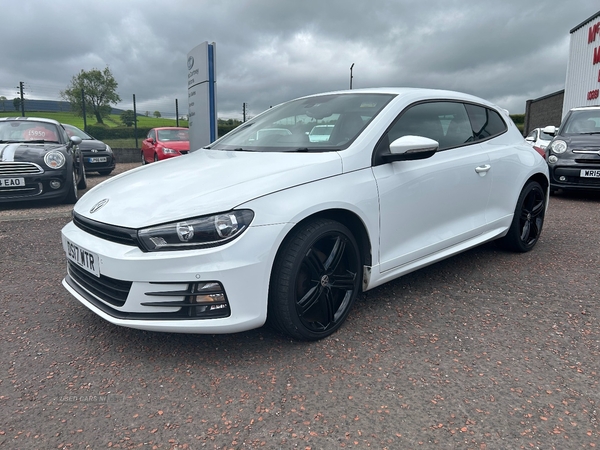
[542,125,557,135]
[69,136,82,146]
[382,135,439,162]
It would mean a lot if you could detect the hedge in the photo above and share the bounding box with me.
[86,124,239,140]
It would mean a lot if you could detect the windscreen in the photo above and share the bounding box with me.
[209,93,395,152]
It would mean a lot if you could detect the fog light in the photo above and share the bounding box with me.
[189,282,230,317]
[559,176,566,181]
[548,155,558,164]
[50,180,61,189]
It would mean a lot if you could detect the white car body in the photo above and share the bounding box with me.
[61,87,549,340]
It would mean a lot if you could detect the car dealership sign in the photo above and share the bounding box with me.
[563,11,600,116]
[187,42,217,150]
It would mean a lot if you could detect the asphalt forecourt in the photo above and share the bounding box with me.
[1,169,599,448]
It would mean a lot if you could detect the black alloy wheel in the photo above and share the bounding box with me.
[498,181,545,252]
[268,219,362,340]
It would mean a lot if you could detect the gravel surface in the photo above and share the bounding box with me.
[1,170,599,449]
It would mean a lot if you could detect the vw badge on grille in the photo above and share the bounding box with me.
[90,198,109,214]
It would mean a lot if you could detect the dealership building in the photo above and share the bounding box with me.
[524,10,600,134]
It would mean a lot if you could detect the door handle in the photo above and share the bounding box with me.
[475,164,491,174]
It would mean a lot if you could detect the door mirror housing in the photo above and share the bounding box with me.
[382,135,439,162]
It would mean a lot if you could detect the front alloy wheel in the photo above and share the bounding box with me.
[498,180,545,252]
[268,219,362,340]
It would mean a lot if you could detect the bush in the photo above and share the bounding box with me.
[87,124,152,140]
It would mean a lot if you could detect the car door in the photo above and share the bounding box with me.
[372,101,493,273]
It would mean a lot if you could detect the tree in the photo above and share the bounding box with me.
[13,97,21,111]
[61,67,121,124]
[0,96,6,111]
[153,111,161,118]
[120,110,136,127]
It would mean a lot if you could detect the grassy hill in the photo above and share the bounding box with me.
[0,111,188,148]
[0,111,187,129]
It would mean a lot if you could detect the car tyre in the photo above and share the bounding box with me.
[141,151,147,165]
[77,164,87,189]
[63,167,78,204]
[267,219,362,340]
[153,153,159,162]
[497,180,545,252]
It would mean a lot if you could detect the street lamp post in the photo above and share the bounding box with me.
[350,63,354,90]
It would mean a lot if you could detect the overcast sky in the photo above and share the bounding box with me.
[0,0,597,119]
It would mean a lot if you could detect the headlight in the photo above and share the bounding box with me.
[162,147,177,154]
[105,145,113,154]
[549,140,567,154]
[44,151,66,169]
[137,210,254,252]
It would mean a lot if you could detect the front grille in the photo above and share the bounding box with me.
[574,159,600,165]
[0,162,44,175]
[73,212,139,247]
[68,261,131,307]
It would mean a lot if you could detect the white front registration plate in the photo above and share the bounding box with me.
[66,239,100,277]
[88,157,107,163]
[580,169,600,178]
[0,177,25,187]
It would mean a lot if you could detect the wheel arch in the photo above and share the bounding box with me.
[272,207,373,273]
[527,172,549,194]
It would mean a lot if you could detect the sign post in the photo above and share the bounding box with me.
[187,42,217,151]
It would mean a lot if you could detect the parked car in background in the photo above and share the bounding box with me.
[0,117,85,204]
[62,123,116,176]
[525,127,554,150]
[543,106,600,193]
[141,127,189,164]
[308,124,335,142]
[61,88,549,341]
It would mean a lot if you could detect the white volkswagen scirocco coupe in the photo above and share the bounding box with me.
[62,88,549,340]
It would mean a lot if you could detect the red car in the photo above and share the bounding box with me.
[141,127,190,164]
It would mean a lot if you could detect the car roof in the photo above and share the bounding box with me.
[570,106,600,111]
[0,116,61,126]
[283,87,503,113]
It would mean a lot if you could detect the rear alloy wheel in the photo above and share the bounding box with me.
[268,219,362,340]
[498,181,545,252]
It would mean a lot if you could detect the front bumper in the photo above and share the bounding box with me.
[60,220,284,334]
[548,161,600,191]
[82,153,116,173]
[0,163,71,202]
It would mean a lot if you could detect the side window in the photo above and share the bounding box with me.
[385,101,473,151]
[464,104,507,140]
[526,130,537,140]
